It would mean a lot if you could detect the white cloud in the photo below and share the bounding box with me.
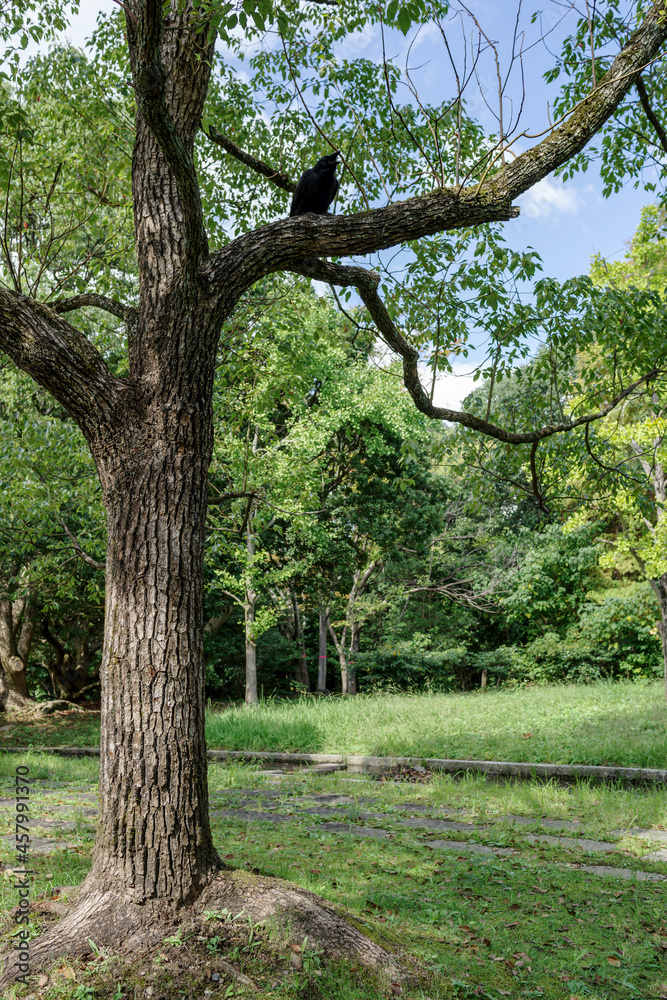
[518,177,586,220]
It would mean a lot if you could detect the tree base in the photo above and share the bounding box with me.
[0,869,408,988]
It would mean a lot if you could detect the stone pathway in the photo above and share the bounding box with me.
[0,779,665,884]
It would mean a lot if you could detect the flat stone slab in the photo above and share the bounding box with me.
[398,802,468,816]
[210,809,295,824]
[311,822,393,839]
[398,817,481,833]
[502,814,582,832]
[574,864,666,882]
[613,828,667,843]
[644,848,667,863]
[307,794,358,805]
[425,839,513,856]
[212,789,283,798]
[526,834,618,853]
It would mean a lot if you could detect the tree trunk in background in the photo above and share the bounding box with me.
[650,573,667,704]
[347,625,359,696]
[291,589,310,692]
[328,620,350,695]
[42,623,101,700]
[317,607,329,693]
[245,526,258,706]
[0,579,35,710]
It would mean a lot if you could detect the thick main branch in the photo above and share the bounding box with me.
[0,289,124,436]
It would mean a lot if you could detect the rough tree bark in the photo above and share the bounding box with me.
[0,0,666,982]
[0,567,35,710]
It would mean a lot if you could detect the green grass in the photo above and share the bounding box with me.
[204,681,667,769]
[0,709,101,749]
[1,681,666,769]
[0,760,666,999]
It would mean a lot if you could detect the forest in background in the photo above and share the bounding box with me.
[3,199,666,704]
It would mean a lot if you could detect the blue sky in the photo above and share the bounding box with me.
[54,3,654,407]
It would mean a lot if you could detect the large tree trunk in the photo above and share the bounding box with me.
[87,427,220,902]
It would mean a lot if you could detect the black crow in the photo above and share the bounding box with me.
[289,151,340,217]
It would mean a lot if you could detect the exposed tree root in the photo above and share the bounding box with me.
[0,870,407,987]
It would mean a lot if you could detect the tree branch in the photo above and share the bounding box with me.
[201,0,667,307]
[58,519,106,571]
[51,293,137,325]
[0,289,125,435]
[288,257,665,445]
[635,73,667,154]
[206,127,296,194]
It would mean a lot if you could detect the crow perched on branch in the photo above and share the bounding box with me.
[289,151,340,217]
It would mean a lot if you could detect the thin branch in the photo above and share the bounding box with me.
[58,519,105,571]
[529,439,549,513]
[206,127,295,193]
[635,73,667,154]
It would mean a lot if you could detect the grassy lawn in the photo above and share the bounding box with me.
[1,681,666,769]
[0,753,666,999]
[206,681,667,768]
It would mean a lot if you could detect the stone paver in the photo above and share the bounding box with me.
[574,864,665,882]
[2,835,75,854]
[614,827,667,843]
[525,834,618,853]
[425,839,516,857]
[311,822,393,839]
[398,817,482,833]
[210,809,296,824]
[502,814,582,832]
